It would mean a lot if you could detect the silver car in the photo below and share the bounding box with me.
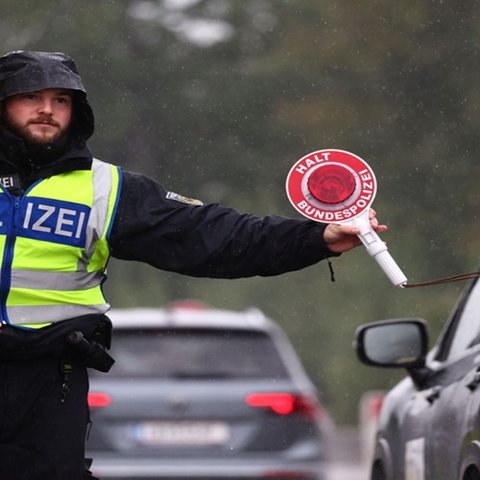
[86,303,331,479]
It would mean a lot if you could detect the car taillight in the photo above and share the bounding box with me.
[88,392,112,408]
[245,392,323,420]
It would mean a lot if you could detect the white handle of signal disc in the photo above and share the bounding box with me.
[353,212,407,287]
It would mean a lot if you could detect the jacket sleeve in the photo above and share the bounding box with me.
[108,171,337,278]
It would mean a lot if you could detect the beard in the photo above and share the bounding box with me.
[0,104,76,168]
[2,109,69,145]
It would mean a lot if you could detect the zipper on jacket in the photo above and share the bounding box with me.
[0,194,20,324]
[0,178,51,324]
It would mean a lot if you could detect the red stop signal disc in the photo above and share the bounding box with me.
[286,149,377,223]
[307,164,356,204]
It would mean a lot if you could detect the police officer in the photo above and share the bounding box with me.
[0,51,386,480]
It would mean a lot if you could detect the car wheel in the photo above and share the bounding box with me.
[371,459,386,480]
[459,441,480,480]
[463,465,480,480]
[370,438,393,480]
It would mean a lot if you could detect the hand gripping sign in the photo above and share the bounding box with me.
[286,149,407,287]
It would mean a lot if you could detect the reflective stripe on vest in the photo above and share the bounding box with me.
[0,158,121,326]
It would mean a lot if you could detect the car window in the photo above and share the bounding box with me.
[444,280,480,359]
[100,329,289,379]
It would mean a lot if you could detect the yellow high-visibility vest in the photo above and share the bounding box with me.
[0,158,121,327]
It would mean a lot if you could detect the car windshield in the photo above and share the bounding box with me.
[101,329,289,379]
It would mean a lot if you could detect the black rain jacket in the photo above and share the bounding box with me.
[110,170,333,278]
[0,50,335,281]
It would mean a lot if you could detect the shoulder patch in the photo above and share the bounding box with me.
[166,191,204,206]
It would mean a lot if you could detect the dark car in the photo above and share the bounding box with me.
[354,277,480,480]
[86,302,331,480]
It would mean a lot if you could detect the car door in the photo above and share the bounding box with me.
[355,280,480,479]
[422,279,480,478]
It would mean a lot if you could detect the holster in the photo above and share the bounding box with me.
[0,314,115,372]
[66,330,114,372]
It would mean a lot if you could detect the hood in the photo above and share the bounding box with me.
[0,51,94,175]
[0,50,94,142]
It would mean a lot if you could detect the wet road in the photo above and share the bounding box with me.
[325,426,370,480]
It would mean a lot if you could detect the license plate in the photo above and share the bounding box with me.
[132,421,230,445]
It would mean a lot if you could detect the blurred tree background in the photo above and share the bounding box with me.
[1,0,479,424]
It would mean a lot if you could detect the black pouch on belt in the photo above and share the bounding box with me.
[0,314,114,372]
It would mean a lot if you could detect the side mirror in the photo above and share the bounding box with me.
[355,319,429,368]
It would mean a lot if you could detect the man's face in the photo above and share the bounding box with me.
[3,88,73,144]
